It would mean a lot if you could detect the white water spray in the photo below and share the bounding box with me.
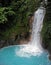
[31,6,46,49]
[16,3,46,57]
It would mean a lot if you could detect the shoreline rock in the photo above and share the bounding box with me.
[49,55,51,61]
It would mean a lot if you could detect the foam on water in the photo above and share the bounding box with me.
[0,1,51,65]
[0,45,51,65]
[16,7,46,57]
[16,44,43,57]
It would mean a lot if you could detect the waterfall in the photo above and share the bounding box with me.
[31,6,46,48]
[16,2,46,57]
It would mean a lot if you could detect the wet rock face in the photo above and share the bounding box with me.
[0,40,15,48]
[49,55,51,60]
[0,32,32,48]
[0,29,32,48]
[0,40,5,48]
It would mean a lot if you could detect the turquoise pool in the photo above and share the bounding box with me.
[0,45,51,65]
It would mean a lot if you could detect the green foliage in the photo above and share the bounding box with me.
[41,1,51,52]
[0,7,15,24]
[0,7,7,23]
[42,17,51,51]
[0,0,40,40]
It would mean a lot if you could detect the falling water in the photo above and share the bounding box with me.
[0,0,51,65]
[16,2,46,57]
[31,6,46,49]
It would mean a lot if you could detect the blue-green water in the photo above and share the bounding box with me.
[0,45,51,65]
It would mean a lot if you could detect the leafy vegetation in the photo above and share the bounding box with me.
[0,0,40,40]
